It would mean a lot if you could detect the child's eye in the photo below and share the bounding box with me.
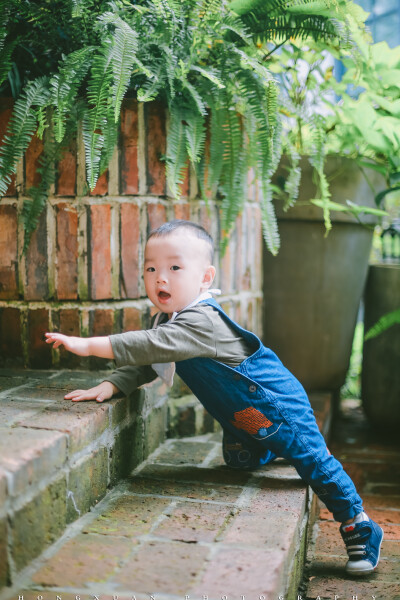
[171,265,181,271]
[146,267,155,272]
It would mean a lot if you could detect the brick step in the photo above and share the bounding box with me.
[0,368,173,592]
[0,369,334,600]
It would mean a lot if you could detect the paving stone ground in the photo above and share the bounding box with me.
[1,430,311,600]
[302,399,400,600]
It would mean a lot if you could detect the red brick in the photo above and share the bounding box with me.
[0,98,16,195]
[153,501,229,543]
[0,204,18,299]
[90,170,108,196]
[174,202,191,220]
[91,308,114,336]
[27,308,52,368]
[120,202,140,298]
[25,133,44,190]
[120,98,139,194]
[146,101,166,195]
[56,141,77,196]
[58,308,81,368]
[56,203,78,299]
[122,306,142,331]
[194,547,283,596]
[147,202,166,231]
[89,308,114,370]
[0,307,22,364]
[117,540,209,594]
[89,204,112,299]
[83,495,170,537]
[32,533,132,587]
[25,209,48,301]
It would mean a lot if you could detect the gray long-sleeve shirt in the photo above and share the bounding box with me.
[105,303,255,397]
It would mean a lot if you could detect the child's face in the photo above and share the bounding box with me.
[144,231,215,315]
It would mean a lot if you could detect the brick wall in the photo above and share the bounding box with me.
[0,99,264,591]
[0,99,264,369]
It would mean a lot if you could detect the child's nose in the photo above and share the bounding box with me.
[157,272,168,284]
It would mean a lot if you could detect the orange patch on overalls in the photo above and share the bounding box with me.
[230,407,273,435]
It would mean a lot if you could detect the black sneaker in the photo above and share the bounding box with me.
[340,517,384,575]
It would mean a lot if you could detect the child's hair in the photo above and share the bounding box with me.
[147,220,214,262]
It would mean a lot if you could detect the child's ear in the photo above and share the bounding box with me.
[202,265,216,289]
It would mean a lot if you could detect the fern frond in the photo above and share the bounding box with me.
[182,80,207,116]
[260,181,280,255]
[365,308,400,341]
[83,41,114,189]
[309,119,332,232]
[166,103,189,198]
[283,149,301,209]
[99,13,140,122]
[207,103,227,195]
[22,131,65,252]
[99,100,119,176]
[184,112,206,164]
[137,66,163,102]
[0,77,49,197]
[0,41,16,89]
[50,47,93,143]
[219,108,244,234]
[190,65,225,89]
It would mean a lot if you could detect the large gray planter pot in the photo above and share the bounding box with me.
[362,264,400,429]
[263,156,381,392]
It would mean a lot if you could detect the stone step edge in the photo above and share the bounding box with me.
[0,369,172,592]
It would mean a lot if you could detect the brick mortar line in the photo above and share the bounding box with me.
[0,292,263,311]
[113,490,239,507]
[0,483,132,600]
[0,411,144,516]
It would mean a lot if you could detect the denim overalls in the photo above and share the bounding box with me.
[175,298,363,522]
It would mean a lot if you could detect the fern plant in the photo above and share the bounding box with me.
[0,0,368,253]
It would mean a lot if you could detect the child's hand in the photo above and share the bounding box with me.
[64,381,118,403]
[45,333,90,356]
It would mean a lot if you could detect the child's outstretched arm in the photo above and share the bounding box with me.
[45,332,118,402]
[45,332,114,358]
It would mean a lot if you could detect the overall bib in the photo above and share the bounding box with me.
[175,298,363,522]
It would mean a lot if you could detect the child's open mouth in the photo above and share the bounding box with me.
[158,291,171,302]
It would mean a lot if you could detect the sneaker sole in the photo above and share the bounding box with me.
[346,526,384,576]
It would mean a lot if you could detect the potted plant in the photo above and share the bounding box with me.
[0,0,368,252]
[261,34,396,393]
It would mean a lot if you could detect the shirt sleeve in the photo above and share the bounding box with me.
[109,307,217,368]
[103,364,158,397]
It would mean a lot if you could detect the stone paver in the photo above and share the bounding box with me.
[1,430,312,600]
[303,398,400,600]
[0,389,335,600]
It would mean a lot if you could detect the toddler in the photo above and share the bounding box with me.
[46,219,383,576]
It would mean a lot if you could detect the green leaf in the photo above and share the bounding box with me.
[365,308,400,341]
[190,65,225,89]
[166,104,189,199]
[0,77,49,197]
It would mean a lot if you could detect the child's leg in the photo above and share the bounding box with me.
[255,391,383,575]
[222,430,276,470]
[258,391,364,521]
